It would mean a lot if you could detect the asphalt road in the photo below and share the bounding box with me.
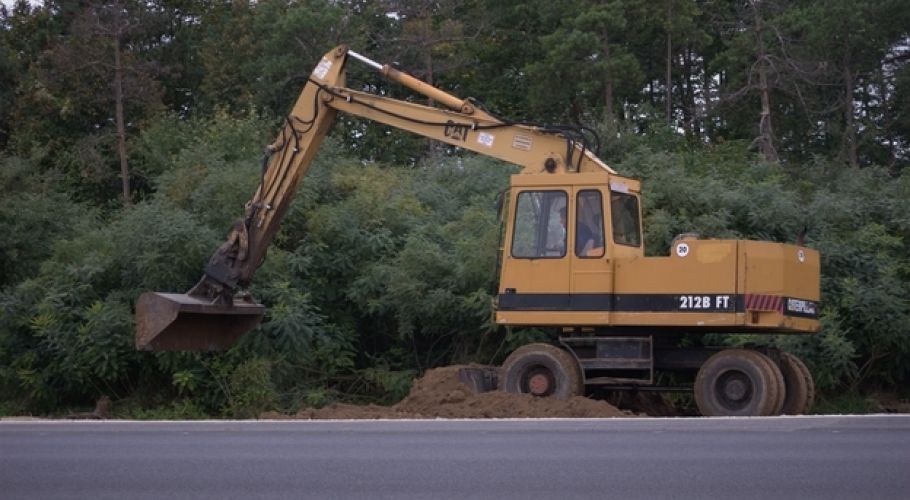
[1,416,908,499]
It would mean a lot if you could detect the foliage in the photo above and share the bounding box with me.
[811,393,877,416]
[118,398,211,420]
[0,198,220,410]
[0,155,97,288]
[150,111,272,228]
[1,0,908,415]
[227,358,279,418]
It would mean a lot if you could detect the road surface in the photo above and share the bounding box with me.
[1,415,908,499]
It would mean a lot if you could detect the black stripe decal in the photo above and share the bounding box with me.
[497,293,818,318]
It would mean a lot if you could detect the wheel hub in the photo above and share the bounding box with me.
[724,379,748,401]
[528,372,551,396]
[716,371,753,410]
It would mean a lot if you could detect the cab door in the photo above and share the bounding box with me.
[570,187,613,315]
[499,187,571,308]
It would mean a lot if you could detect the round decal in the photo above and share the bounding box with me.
[676,243,690,258]
[798,249,806,263]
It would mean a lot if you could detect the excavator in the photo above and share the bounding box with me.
[135,45,820,417]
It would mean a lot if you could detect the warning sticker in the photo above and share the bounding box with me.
[313,58,333,79]
[609,180,630,193]
[477,132,495,147]
[512,134,533,151]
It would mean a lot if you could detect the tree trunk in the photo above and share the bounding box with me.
[842,44,858,168]
[754,3,778,162]
[602,30,614,120]
[682,45,694,137]
[113,33,131,205]
[665,8,672,126]
[702,50,712,139]
[879,72,898,173]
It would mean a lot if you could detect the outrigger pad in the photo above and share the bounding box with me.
[135,292,265,351]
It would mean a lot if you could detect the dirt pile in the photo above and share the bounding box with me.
[267,365,631,419]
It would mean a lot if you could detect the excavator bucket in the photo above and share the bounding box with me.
[135,292,265,351]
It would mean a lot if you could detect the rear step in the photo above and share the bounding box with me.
[135,292,264,351]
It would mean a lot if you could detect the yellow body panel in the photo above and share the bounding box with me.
[738,240,820,300]
[495,174,820,334]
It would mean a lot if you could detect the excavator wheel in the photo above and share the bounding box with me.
[694,349,785,417]
[779,352,815,415]
[753,350,786,415]
[500,343,583,400]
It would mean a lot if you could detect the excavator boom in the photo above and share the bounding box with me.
[134,46,347,351]
[135,45,607,351]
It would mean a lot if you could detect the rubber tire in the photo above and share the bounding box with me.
[500,343,583,400]
[779,352,815,415]
[694,349,784,417]
[753,351,786,416]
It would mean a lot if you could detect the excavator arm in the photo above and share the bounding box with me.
[135,45,615,351]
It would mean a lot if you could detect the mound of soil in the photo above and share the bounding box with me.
[265,365,631,420]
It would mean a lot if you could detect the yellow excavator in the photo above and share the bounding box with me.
[135,45,820,417]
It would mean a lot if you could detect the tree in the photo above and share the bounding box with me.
[0,0,53,151]
[361,0,486,158]
[0,6,15,150]
[8,0,164,204]
[747,0,778,161]
[610,0,708,134]
[800,0,910,168]
[890,61,910,170]
[524,0,643,125]
[710,0,820,162]
[94,1,141,204]
[376,1,481,101]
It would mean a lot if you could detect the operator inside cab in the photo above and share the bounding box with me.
[575,191,605,257]
[557,197,605,258]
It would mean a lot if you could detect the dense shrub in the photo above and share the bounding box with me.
[2,108,907,415]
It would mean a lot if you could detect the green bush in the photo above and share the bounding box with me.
[3,107,907,416]
[228,358,278,418]
[0,201,218,411]
[0,156,97,288]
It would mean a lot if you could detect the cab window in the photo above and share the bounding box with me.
[511,190,567,258]
[576,190,605,257]
[611,192,641,247]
